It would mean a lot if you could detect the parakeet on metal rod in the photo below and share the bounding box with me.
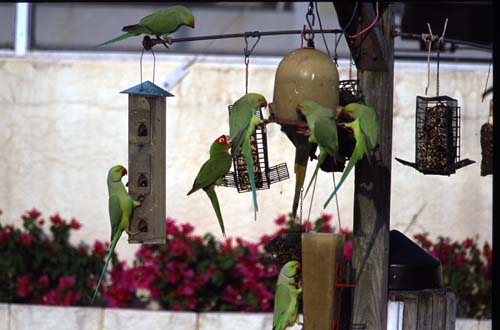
[97,6,195,47]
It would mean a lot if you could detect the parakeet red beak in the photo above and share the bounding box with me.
[121,167,128,176]
[261,100,268,108]
[296,107,301,113]
[296,263,302,271]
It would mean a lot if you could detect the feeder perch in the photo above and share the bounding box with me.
[121,81,173,244]
[338,79,365,106]
[220,105,289,192]
[396,95,474,175]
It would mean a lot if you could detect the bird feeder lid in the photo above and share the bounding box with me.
[270,47,339,121]
[121,81,174,97]
[389,230,443,290]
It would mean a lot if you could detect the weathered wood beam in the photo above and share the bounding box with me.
[333,1,390,72]
[350,5,395,330]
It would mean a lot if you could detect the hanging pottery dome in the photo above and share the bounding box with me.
[270,47,339,121]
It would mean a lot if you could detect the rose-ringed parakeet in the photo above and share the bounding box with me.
[323,103,379,209]
[229,93,268,221]
[187,135,232,237]
[273,260,302,330]
[296,100,344,199]
[96,6,195,47]
[91,165,141,304]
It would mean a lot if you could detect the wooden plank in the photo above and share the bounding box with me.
[333,1,390,72]
[350,5,394,330]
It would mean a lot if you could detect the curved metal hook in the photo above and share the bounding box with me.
[244,32,261,58]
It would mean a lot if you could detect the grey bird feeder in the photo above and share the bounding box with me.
[121,81,173,244]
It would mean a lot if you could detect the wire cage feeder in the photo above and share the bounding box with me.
[396,95,474,175]
[338,79,365,106]
[220,105,289,192]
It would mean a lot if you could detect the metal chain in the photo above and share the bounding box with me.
[243,34,261,94]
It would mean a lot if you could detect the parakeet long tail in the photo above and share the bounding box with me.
[91,231,121,304]
[304,151,326,198]
[323,143,364,209]
[96,33,135,47]
[241,138,258,220]
[204,186,226,237]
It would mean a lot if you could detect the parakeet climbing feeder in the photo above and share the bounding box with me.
[221,105,289,192]
[121,81,173,244]
[338,79,365,106]
[396,96,474,175]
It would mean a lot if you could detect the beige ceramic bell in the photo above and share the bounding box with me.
[270,47,339,121]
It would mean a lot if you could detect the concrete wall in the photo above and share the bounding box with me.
[0,304,491,330]
[0,52,492,262]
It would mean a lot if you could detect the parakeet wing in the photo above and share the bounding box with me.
[314,115,340,160]
[273,283,293,330]
[137,8,179,35]
[229,101,253,154]
[188,158,228,194]
[108,195,122,241]
[359,107,379,151]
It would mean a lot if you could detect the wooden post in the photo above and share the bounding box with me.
[346,5,395,330]
[301,233,344,330]
[121,81,173,244]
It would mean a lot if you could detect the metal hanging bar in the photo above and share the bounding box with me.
[142,29,343,49]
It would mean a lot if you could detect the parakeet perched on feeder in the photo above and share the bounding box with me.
[96,5,195,47]
[272,260,302,330]
[296,100,343,198]
[323,103,379,209]
[91,165,141,304]
[229,93,268,221]
[187,135,232,237]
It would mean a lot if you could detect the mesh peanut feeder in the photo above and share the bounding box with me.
[220,105,289,192]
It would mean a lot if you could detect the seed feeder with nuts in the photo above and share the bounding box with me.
[220,34,290,193]
[395,21,474,175]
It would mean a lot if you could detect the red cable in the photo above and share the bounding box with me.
[346,2,379,39]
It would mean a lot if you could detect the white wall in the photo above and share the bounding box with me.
[0,52,492,262]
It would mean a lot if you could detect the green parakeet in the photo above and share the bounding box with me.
[91,165,141,304]
[97,6,195,47]
[296,100,343,198]
[323,103,379,209]
[187,135,232,237]
[229,93,267,221]
[272,260,302,330]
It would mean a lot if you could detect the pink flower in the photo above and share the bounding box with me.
[22,208,41,220]
[321,213,333,222]
[181,223,194,235]
[58,275,75,289]
[462,237,474,248]
[69,218,81,230]
[274,214,287,226]
[16,276,33,297]
[92,240,106,258]
[38,275,49,287]
[453,253,467,267]
[20,232,34,247]
[38,219,45,225]
[344,241,353,261]
[50,214,63,225]
[79,246,87,256]
[0,231,7,245]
